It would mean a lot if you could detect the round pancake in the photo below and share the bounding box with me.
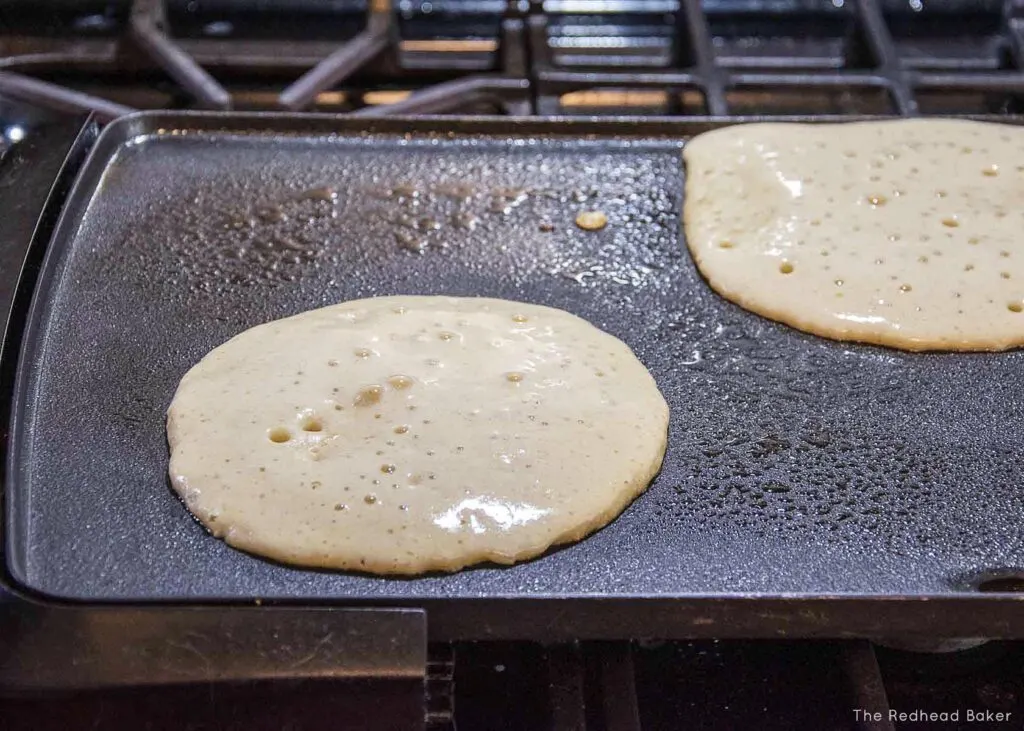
[683,119,1024,351]
[167,296,669,574]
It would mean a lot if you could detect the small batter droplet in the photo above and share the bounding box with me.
[505,372,524,383]
[575,211,608,231]
[364,494,378,505]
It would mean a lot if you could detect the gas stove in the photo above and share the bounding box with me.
[2,2,1024,730]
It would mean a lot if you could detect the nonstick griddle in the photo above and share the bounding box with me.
[7,112,1024,640]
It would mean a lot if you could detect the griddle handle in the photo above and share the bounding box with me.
[0,603,426,690]
[0,112,96,371]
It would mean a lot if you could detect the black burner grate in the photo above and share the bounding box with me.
[3,0,1024,117]
[0,0,531,115]
[535,0,1024,116]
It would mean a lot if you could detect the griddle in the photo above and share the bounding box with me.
[6,112,1024,644]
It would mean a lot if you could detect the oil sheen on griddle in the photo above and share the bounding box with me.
[193,186,341,293]
[115,139,679,303]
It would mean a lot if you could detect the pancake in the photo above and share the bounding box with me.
[683,119,1024,351]
[167,296,669,574]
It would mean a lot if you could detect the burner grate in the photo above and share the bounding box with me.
[0,0,530,115]
[536,0,1024,116]
[3,0,1024,117]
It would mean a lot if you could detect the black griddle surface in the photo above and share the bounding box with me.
[8,114,1024,608]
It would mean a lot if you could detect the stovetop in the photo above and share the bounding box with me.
[2,1,1024,729]
[2,639,1024,729]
